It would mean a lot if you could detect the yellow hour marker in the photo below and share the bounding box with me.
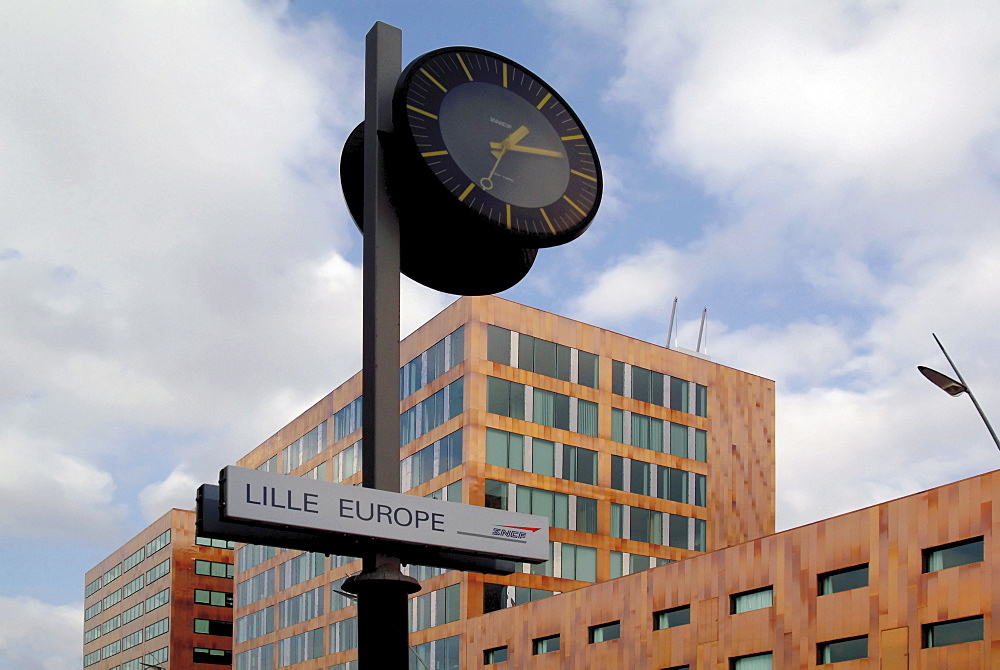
[561,134,584,141]
[505,204,512,229]
[459,182,475,201]
[540,208,555,234]
[563,196,586,216]
[407,105,438,120]
[421,150,449,157]
[537,92,552,110]
[456,54,473,81]
[420,68,447,92]
[571,169,597,182]
[502,63,508,88]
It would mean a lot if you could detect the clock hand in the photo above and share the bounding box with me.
[489,142,563,158]
[482,125,530,189]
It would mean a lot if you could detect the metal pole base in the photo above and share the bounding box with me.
[343,556,421,669]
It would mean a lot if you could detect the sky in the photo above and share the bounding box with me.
[3,1,1000,667]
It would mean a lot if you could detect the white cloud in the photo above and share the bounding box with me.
[0,430,126,542]
[0,597,81,670]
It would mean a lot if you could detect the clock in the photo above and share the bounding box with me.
[391,46,602,248]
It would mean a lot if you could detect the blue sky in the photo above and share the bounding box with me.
[4,1,1000,667]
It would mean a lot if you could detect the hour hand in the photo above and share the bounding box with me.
[491,125,531,158]
[490,142,563,158]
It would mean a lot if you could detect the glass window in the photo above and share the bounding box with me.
[517,486,569,529]
[589,621,620,643]
[564,445,597,485]
[695,384,708,417]
[487,377,525,420]
[576,496,598,534]
[612,407,625,443]
[487,326,511,364]
[611,455,625,490]
[731,587,773,614]
[485,480,508,510]
[924,537,984,572]
[669,424,689,458]
[630,506,662,544]
[819,636,868,664]
[631,460,651,496]
[486,428,523,470]
[654,605,691,630]
[195,618,234,636]
[668,514,690,549]
[577,399,598,436]
[731,652,772,670]
[533,389,570,430]
[533,635,560,655]
[923,616,984,648]
[193,648,232,666]
[484,646,508,664]
[819,564,868,595]
[695,429,707,462]
[670,377,690,412]
[561,544,597,582]
[532,439,555,477]
[612,360,625,395]
[578,351,599,388]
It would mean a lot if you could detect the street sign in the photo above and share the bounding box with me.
[197,484,518,575]
[220,466,549,563]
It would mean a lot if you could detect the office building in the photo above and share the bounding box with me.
[83,508,236,669]
[231,295,776,668]
[463,466,999,668]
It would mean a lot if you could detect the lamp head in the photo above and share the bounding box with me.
[918,365,968,397]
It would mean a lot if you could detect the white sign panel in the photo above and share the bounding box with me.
[220,466,549,563]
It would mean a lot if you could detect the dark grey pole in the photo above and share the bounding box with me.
[344,21,420,670]
[932,333,1000,452]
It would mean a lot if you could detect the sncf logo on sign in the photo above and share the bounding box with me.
[491,525,541,541]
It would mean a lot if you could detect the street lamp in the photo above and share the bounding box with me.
[918,333,1000,452]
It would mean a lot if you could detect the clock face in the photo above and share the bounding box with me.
[394,47,602,247]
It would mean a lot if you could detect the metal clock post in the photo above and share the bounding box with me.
[345,21,421,669]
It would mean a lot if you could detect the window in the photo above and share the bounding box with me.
[122,574,144,598]
[486,428,524,470]
[561,544,597,582]
[237,544,276,572]
[332,440,362,483]
[195,618,234,636]
[144,617,169,640]
[401,429,463,491]
[146,529,170,556]
[563,445,597,484]
[401,326,464,399]
[333,397,363,441]
[279,628,324,666]
[399,378,464,445]
[578,351,599,388]
[409,584,460,632]
[279,552,326,590]
[577,399,599,436]
[237,643,273,670]
[330,617,358,653]
[589,621,620,643]
[819,564,868,595]
[195,559,235,578]
[196,536,235,549]
[487,325,511,364]
[484,646,508,664]
[532,388,570,430]
[819,635,868,663]
[194,648,232,665]
[485,480,508,510]
[731,587,773,614]
[237,606,275,643]
[145,588,170,612]
[279,586,325,627]
[410,635,459,670]
[923,615,984,648]
[731,652,772,669]
[924,536,983,572]
[195,589,233,608]
[146,558,170,584]
[670,377,690,412]
[487,377,525,420]
[237,568,275,604]
[516,486,569,529]
[282,422,326,473]
[533,634,560,655]
[654,605,691,630]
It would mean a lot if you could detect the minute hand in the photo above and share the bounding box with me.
[490,142,563,158]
